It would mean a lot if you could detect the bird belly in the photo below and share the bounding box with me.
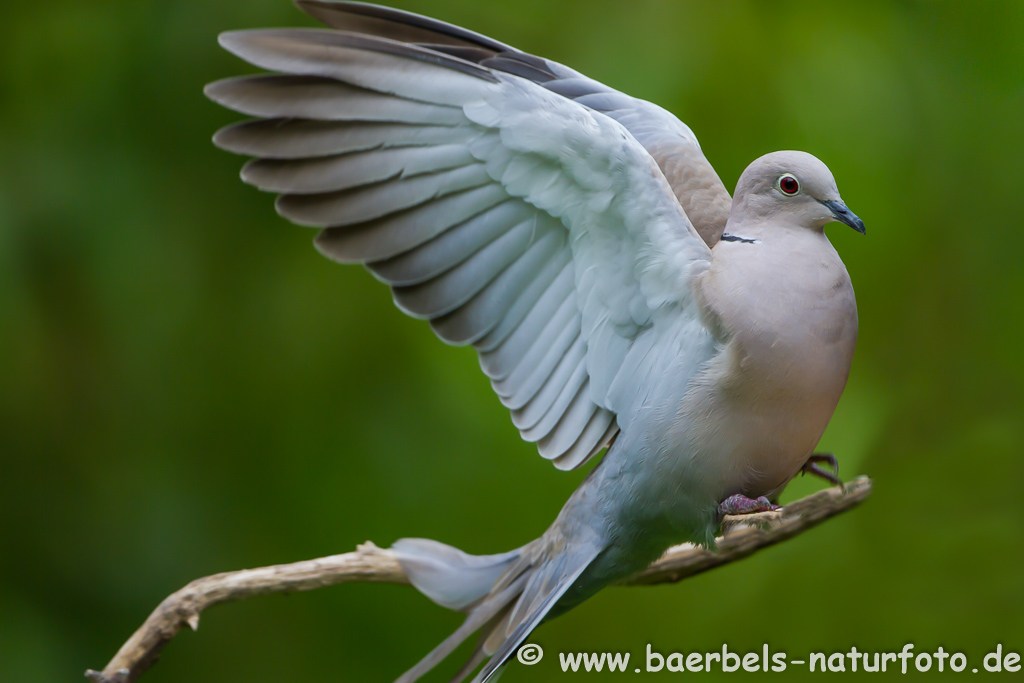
[673,333,851,504]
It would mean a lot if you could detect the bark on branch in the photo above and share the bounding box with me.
[86,477,871,683]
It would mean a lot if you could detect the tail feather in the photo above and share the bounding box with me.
[481,607,513,655]
[472,546,601,683]
[392,538,520,611]
[390,537,603,683]
[504,552,566,635]
[450,607,511,683]
[448,647,488,683]
[393,573,528,683]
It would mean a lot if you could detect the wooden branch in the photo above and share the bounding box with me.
[626,476,872,585]
[85,477,871,683]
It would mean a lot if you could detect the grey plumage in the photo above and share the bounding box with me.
[472,253,572,352]
[296,0,514,52]
[316,185,510,261]
[205,74,466,124]
[206,3,863,682]
[480,282,576,379]
[515,347,588,435]
[490,297,578,398]
[213,119,473,159]
[241,144,477,193]
[218,28,499,87]
[430,227,566,344]
[535,380,605,457]
[367,200,533,286]
[283,1,731,245]
[551,410,618,470]
[279,164,493,227]
[391,217,538,318]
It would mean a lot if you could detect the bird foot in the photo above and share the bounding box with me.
[801,452,844,489]
[717,494,780,518]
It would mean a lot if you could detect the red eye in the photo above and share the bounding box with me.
[779,174,800,195]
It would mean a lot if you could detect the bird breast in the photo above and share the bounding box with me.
[681,230,858,498]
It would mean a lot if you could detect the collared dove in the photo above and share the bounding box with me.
[205,2,865,681]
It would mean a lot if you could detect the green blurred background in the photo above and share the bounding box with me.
[2,1,1022,681]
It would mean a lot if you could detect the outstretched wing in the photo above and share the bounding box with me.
[295,0,733,247]
[206,20,713,470]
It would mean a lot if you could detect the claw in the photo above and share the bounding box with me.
[801,452,844,489]
[807,452,839,473]
[718,494,781,518]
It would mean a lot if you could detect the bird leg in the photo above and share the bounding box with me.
[800,452,842,488]
[717,494,780,518]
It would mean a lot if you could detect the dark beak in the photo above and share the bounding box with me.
[819,199,866,234]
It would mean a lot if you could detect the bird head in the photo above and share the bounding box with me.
[730,151,865,235]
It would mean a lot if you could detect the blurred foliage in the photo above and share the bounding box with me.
[1,1,1022,681]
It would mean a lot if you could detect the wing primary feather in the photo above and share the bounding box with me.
[204,74,465,124]
[390,217,538,319]
[536,382,602,460]
[552,412,618,471]
[430,227,564,345]
[213,119,470,159]
[479,56,554,83]
[509,335,585,431]
[518,359,589,441]
[479,291,576,381]
[278,163,492,228]
[217,29,499,104]
[473,256,572,353]
[494,312,580,406]
[295,0,515,53]
[315,183,509,263]
[242,144,478,194]
[367,199,532,287]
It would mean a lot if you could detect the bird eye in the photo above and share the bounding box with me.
[778,174,800,195]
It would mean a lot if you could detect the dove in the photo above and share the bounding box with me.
[204,2,864,681]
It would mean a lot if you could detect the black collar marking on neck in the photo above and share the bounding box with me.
[720,234,759,244]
